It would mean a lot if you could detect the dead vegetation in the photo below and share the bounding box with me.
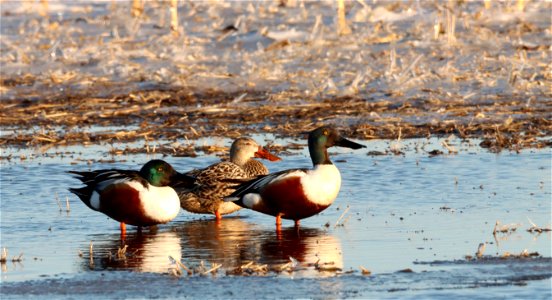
[526,218,552,234]
[492,218,552,235]
[0,1,550,154]
[465,240,542,261]
[166,255,350,278]
[492,221,521,235]
[464,218,550,260]
[0,89,549,154]
[466,246,541,261]
[0,248,23,263]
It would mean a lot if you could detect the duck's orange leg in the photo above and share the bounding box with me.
[215,210,222,221]
[294,220,300,228]
[120,222,126,240]
[275,214,282,233]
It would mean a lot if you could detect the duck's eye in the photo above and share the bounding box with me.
[323,130,329,136]
[157,167,163,172]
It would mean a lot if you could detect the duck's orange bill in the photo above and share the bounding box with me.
[255,146,281,162]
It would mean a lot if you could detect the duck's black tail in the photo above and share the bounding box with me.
[68,186,97,210]
[67,171,97,211]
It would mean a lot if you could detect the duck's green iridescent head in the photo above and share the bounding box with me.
[307,126,366,165]
[140,159,195,187]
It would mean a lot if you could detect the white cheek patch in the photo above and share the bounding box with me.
[243,193,262,209]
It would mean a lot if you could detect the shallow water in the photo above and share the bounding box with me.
[0,137,551,298]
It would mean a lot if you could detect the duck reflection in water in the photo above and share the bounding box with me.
[81,219,343,276]
[82,228,181,274]
[175,218,343,276]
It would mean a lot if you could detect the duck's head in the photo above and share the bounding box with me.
[230,137,281,166]
[139,159,196,187]
[308,126,366,165]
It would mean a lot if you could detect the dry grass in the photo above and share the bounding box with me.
[465,242,541,261]
[0,248,23,263]
[334,205,351,228]
[0,89,549,154]
[526,218,552,234]
[360,266,371,275]
[166,255,348,278]
[492,220,521,235]
[0,1,549,154]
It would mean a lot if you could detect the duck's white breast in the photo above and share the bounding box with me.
[131,181,180,223]
[300,164,341,206]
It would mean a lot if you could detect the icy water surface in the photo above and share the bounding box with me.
[0,137,550,298]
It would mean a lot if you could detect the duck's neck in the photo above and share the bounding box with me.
[309,143,332,166]
[230,154,249,167]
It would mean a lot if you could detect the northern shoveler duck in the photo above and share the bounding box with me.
[68,159,197,237]
[177,137,281,220]
[225,126,365,228]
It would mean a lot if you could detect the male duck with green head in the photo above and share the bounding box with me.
[226,125,365,228]
[69,160,197,237]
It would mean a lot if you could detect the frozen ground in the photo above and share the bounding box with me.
[1,0,550,99]
[0,0,550,152]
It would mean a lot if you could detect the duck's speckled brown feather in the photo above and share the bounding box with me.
[177,137,275,216]
[243,159,269,176]
[179,160,268,215]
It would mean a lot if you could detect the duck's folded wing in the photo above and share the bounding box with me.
[67,169,144,211]
[178,162,247,195]
[224,168,308,201]
[68,169,146,187]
